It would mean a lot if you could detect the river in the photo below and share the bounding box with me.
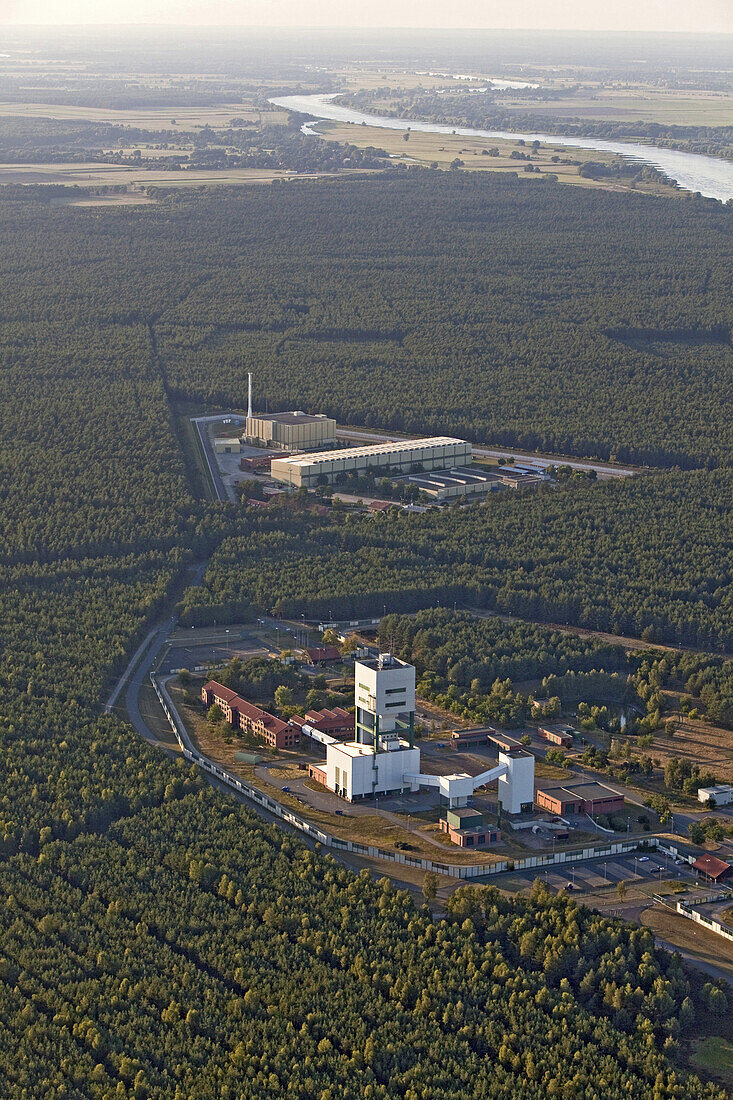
[270,93,733,203]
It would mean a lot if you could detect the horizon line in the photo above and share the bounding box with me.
[2,24,732,36]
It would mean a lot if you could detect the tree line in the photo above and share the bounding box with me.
[186,467,733,652]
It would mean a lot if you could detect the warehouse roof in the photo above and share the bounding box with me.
[448,807,484,822]
[538,782,621,802]
[251,411,331,425]
[272,437,468,468]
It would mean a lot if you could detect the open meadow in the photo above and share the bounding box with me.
[316,120,680,196]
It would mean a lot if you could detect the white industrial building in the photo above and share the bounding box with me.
[270,437,472,488]
[327,738,421,801]
[698,785,733,806]
[319,654,535,810]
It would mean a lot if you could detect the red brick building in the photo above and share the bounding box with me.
[538,725,575,748]
[535,782,624,816]
[440,807,501,848]
[450,726,496,749]
[291,706,355,739]
[201,680,298,750]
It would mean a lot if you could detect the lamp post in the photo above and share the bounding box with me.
[225,628,230,660]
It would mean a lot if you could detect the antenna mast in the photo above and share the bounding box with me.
[247,372,253,419]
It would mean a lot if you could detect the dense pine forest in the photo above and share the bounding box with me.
[0,170,731,1097]
[184,468,733,650]
[150,173,732,468]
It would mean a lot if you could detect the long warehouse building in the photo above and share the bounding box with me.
[270,437,472,488]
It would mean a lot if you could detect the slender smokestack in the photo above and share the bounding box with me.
[247,373,253,419]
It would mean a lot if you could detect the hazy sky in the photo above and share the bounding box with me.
[2,0,731,33]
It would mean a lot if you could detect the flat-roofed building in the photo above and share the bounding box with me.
[246,411,337,452]
[408,466,502,501]
[538,724,575,747]
[214,437,241,454]
[271,437,472,488]
[450,726,497,748]
[535,782,624,816]
[440,807,501,847]
[698,784,733,806]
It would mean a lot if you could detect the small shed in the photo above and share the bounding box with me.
[692,853,731,882]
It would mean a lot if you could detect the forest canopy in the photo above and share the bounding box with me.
[0,167,730,1098]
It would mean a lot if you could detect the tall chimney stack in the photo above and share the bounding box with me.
[247,372,253,420]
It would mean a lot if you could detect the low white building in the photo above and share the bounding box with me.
[326,736,420,801]
[698,785,733,806]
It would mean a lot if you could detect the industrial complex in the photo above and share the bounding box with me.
[203,374,555,506]
[270,437,472,488]
[305,653,535,830]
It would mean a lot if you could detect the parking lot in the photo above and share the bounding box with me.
[491,851,696,897]
[160,632,271,675]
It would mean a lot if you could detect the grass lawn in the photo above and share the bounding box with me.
[642,906,733,984]
[534,760,573,783]
[690,1037,733,1093]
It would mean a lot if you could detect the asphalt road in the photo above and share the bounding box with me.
[191,416,229,502]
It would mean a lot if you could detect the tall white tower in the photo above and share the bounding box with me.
[247,372,253,420]
[354,653,415,749]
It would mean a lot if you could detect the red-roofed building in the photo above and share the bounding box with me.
[305,646,341,665]
[291,706,354,739]
[201,681,299,749]
[692,853,731,882]
[201,681,242,724]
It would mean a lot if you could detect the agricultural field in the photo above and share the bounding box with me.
[316,120,678,197]
[0,162,342,193]
[0,100,279,130]
[340,68,733,128]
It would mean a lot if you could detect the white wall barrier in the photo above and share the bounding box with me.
[152,674,662,879]
[676,898,733,943]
